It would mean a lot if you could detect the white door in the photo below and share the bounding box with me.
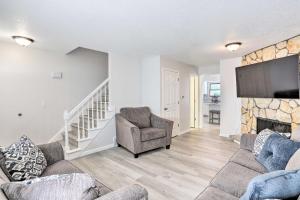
[161,68,180,136]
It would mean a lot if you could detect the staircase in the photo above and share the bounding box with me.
[60,77,115,159]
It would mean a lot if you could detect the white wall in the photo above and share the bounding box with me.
[109,53,142,112]
[0,42,108,146]
[198,64,220,74]
[160,56,198,133]
[220,57,242,137]
[86,53,143,150]
[141,56,161,115]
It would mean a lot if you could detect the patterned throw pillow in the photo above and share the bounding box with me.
[253,129,274,156]
[1,135,47,181]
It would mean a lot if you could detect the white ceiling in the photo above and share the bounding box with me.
[0,0,300,66]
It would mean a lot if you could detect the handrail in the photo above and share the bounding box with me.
[67,77,110,118]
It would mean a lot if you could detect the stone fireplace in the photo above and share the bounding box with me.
[241,35,300,134]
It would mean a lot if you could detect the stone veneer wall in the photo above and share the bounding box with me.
[241,35,300,134]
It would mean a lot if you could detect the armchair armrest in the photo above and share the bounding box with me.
[150,114,174,145]
[38,142,64,166]
[240,134,257,151]
[115,114,141,153]
[95,184,148,200]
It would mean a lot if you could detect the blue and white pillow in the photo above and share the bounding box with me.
[253,129,274,156]
[240,169,300,200]
[256,134,300,171]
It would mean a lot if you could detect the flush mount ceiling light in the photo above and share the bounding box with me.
[225,42,242,52]
[12,36,34,47]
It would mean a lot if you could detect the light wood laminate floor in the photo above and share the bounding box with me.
[72,126,238,200]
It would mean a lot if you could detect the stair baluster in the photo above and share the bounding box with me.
[62,77,112,154]
[97,90,99,121]
[81,107,84,139]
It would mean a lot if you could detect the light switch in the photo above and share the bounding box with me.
[51,72,63,79]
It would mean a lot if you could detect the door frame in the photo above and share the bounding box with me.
[161,67,180,136]
[190,75,199,128]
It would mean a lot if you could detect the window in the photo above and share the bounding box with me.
[209,83,220,97]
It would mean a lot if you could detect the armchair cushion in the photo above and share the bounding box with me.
[120,107,151,128]
[150,114,173,146]
[140,128,166,142]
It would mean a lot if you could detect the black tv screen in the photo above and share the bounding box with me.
[236,54,299,99]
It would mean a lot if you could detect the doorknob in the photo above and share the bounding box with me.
[164,108,168,111]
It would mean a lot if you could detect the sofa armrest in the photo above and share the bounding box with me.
[150,114,174,145]
[115,114,141,153]
[240,134,257,151]
[38,142,64,166]
[96,184,148,200]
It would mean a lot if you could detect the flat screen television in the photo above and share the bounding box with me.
[236,54,299,99]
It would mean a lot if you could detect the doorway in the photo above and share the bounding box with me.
[161,68,180,136]
[199,74,221,128]
[190,75,199,128]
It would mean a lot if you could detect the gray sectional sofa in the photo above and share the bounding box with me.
[196,134,300,200]
[0,142,148,200]
[195,134,300,200]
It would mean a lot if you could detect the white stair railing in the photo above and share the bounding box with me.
[63,77,110,151]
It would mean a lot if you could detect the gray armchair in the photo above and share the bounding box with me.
[115,107,174,158]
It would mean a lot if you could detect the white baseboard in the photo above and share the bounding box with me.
[179,128,192,135]
[233,139,240,145]
[66,143,115,160]
[81,144,115,156]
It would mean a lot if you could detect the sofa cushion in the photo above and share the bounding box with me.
[42,160,82,176]
[38,142,64,166]
[120,107,151,128]
[230,149,267,173]
[96,184,148,200]
[240,169,300,200]
[195,187,239,200]
[42,160,111,196]
[1,173,99,200]
[140,128,166,142]
[1,135,47,181]
[211,162,261,197]
[240,134,257,151]
[257,134,300,171]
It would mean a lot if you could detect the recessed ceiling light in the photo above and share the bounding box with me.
[225,42,242,52]
[12,36,34,47]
